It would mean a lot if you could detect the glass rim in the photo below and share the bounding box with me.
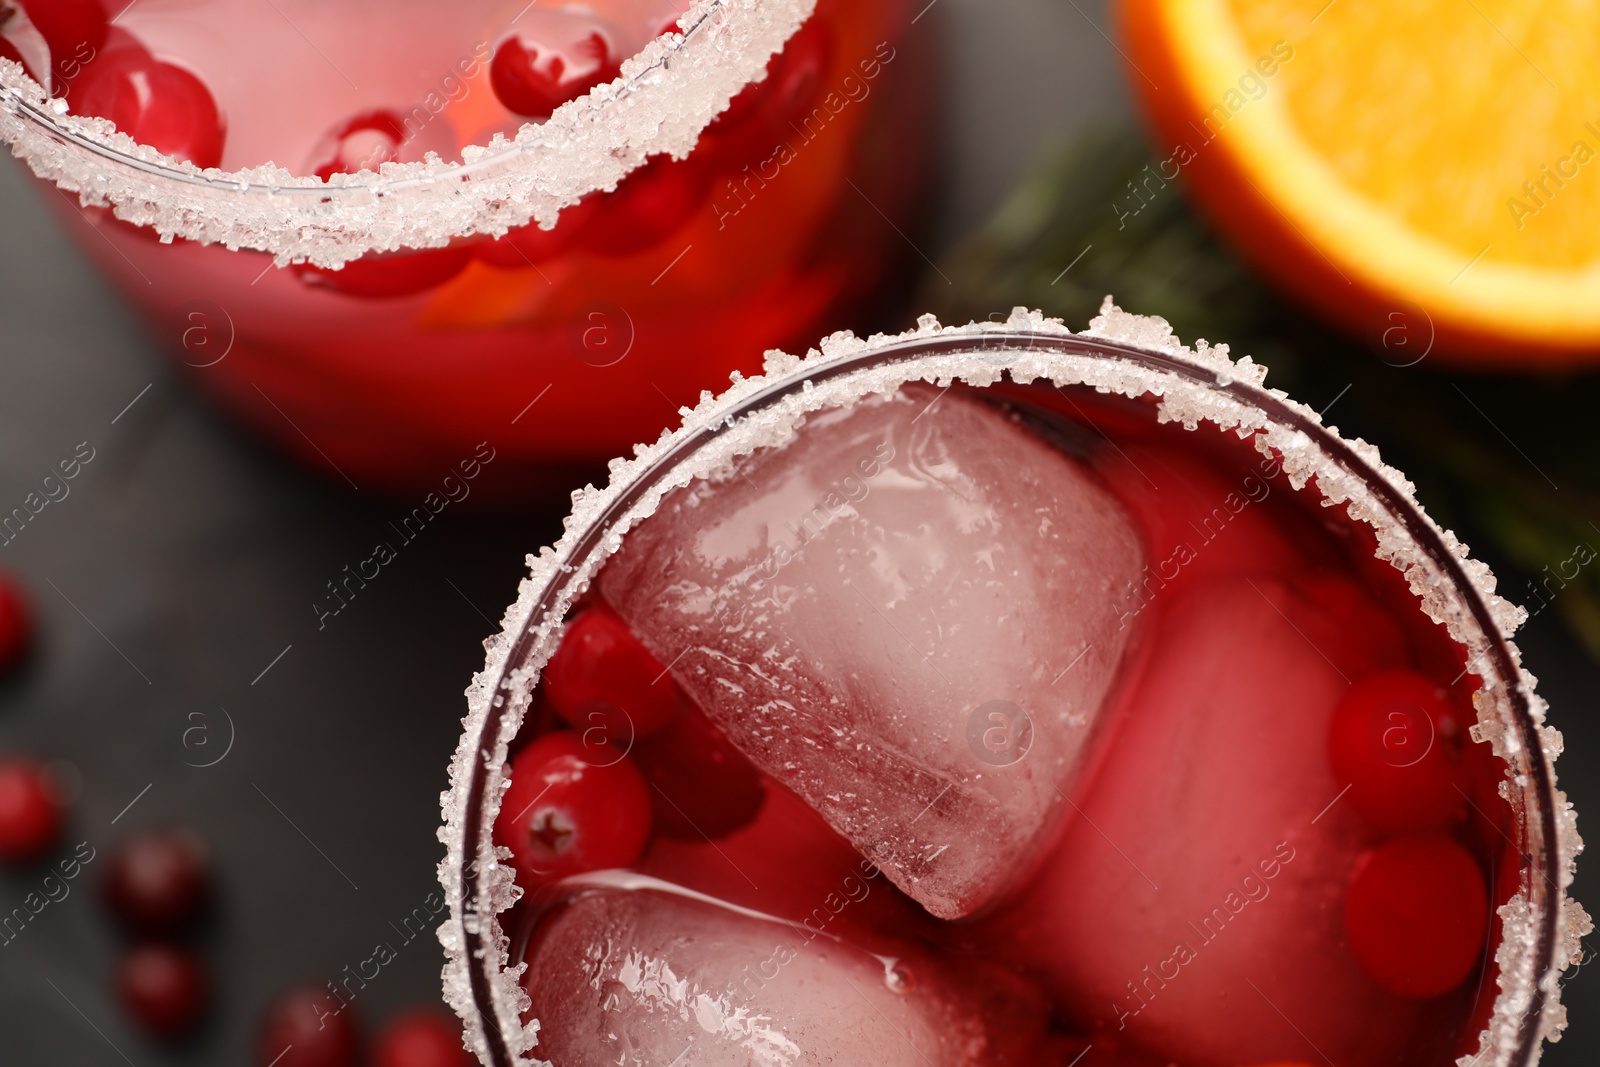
[0,0,813,267]
[436,304,1581,1067]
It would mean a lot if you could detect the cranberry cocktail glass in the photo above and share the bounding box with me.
[438,304,1584,1066]
[0,0,929,494]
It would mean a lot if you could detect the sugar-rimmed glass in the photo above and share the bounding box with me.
[436,304,1584,1065]
[0,0,930,493]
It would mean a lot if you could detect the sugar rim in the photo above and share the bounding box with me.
[435,302,1587,1067]
[0,0,814,268]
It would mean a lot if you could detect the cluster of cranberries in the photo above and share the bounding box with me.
[0,570,55,865]
[1329,670,1495,998]
[104,828,214,1039]
[493,601,763,896]
[0,568,215,1040]
[305,15,835,298]
[255,988,472,1067]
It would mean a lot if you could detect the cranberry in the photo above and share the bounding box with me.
[71,46,226,168]
[256,984,360,1067]
[116,943,209,1039]
[17,0,107,61]
[292,247,473,300]
[373,1008,473,1067]
[476,194,603,269]
[584,154,715,256]
[1344,835,1488,997]
[0,568,34,674]
[103,827,210,936]
[1329,670,1470,834]
[493,731,652,888]
[308,109,408,181]
[544,602,679,743]
[0,0,108,84]
[490,22,619,120]
[0,756,62,864]
[631,700,764,840]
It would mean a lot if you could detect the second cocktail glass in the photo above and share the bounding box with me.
[0,0,930,493]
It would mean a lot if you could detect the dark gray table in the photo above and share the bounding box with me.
[1,1,1594,1063]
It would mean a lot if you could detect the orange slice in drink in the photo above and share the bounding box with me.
[1116,0,1600,365]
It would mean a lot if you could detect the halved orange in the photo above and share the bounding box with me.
[1116,0,1600,366]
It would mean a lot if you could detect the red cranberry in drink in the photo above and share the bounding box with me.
[293,108,472,297]
[373,1008,473,1067]
[0,568,34,674]
[255,984,360,1067]
[1329,670,1471,835]
[0,0,108,84]
[630,699,764,840]
[1344,834,1490,998]
[71,46,226,168]
[103,827,211,936]
[584,154,715,256]
[0,756,62,864]
[308,109,407,181]
[493,731,652,888]
[116,943,209,1039]
[490,20,620,120]
[544,601,678,742]
[18,0,107,61]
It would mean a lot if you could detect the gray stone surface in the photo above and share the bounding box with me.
[0,1,1593,1063]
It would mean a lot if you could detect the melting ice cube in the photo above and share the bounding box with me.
[601,387,1144,918]
[523,873,1045,1066]
[990,576,1419,1065]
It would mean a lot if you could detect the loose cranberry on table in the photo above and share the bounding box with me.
[71,42,226,169]
[373,1007,473,1067]
[0,755,62,864]
[103,827,210,936]
[0,567,33,674]
[1328,669,1471,835]
[116,943,209,1039]
[544,601,679,742]
[1344,834,1490,998]
[256,984,360,1067]
[493,730,652,888]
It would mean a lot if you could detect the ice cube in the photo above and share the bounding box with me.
[601,387,1144,918]
[522,874,1046,1066]
[987,576,1419,1066]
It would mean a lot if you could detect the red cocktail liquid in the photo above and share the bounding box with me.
[4,0,930,494]
[487,380,1513,1066]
